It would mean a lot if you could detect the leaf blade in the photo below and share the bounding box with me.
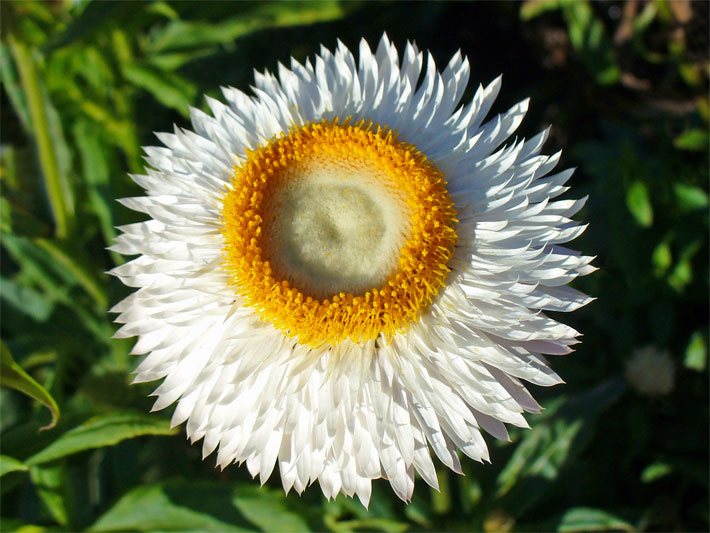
[558,507,635,532]
[626,181,653,227]
[0,341,60,431]
[92,481,253,532]
[0,455,28,478]
[26,412,177,465]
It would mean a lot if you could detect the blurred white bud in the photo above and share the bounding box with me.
[625,346,675,397]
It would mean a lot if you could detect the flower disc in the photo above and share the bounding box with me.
[222,121,457,346]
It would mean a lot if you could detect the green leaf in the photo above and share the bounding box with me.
[2,234,114,341]
[684,331,707,371]
[147,1,346,55]
[29,462,73,527]
[631,1,659,35]
[122,62,197,116]
[674,183,709,212]
[0,519,35,532]
[520,0,574,21]
[674,128,709,151]
[72,120,120,263]
[40,1,128,52]
[92,481,254,532]
[0,174,52,236]
[669,259,693,291]
[326,517,409,533]
[26,412,177,465]
[668,239,702,291]
[145,1,180,20]
[626,181,653,227]
[147,49,216,71]
[641,462,672,483]
[0,44,31,131]
[0,341,60,431]
[9,37,75,238]
[0,455,28,478]
[497,379,625,514]
[34,238,108,311]
[651,241,672,277]
[232,487,309,532]
[0,275,55,321]
[562,1,620,85]
[557,507,635,532]
[2,235,68,292]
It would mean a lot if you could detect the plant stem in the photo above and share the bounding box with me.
[10,37,73,238]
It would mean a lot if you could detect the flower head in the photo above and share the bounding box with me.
[625,346,675,397]
[111,34,594,505]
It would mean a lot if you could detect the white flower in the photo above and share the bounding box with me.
[625,346,675,397]
[110,34,594,505]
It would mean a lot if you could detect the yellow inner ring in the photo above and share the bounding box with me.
[222,120,457,347]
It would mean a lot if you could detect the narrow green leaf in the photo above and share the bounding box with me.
[232,487,310,532]
[9,37,74,238]
[328,518,409,533]
[2,235,66,291]
[0,275,54,321]
[2,235,114,344]
[42,83,74,200]
[668,258,693,291]
[72,121,111,189]
[651,242,672,277]
[631,2,658,35]
[40,1,126,52]
[641,462,672,483]
[0,341,60,431]
[626,181,653,227]
[92,481,254,532]
[26,411,177,465]
[0,44,31,131]
[668,239,701,291]
[0,179,52,236]
[562,1,620,85]
[1,234,113,338]
[72,120,121,263]
[148,48,216,71]
[684,331,707,371]
[0,519,34,532]
[674,183,709,212]
[122,62,196,116]
[520,0,572,21]
[674,128,709,151]
[145,1,180,20]
[557,507,635,532]
[0,455,28,478]
[147,1,345,55]
[0,197,10,234]
[497,380,625,514]
[30,462,73,527]
[34,238,108,311]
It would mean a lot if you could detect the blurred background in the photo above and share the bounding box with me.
[1,1,708,531]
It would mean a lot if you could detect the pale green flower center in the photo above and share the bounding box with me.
[265,162,409,297]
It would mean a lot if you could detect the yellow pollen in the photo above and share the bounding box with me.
[221,120,457,347]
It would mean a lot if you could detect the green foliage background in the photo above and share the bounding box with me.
[1,1,707,531]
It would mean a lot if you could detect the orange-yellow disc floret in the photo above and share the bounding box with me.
[221,120,457,347]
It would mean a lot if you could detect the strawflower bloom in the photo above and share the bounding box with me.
[111,34,594,505]
[625,346,675,397]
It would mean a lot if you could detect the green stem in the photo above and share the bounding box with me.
[10,37,72,238]
[34,238,108,311]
